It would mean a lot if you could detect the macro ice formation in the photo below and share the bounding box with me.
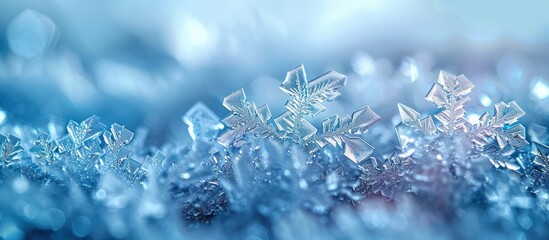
[219,65,381,163]
[1,67,549,239]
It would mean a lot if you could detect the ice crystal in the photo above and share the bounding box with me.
[102,123,139,176]
[531,142,549,186]
[397,71,528,152]
[274,65,347,143]
[219,65,380,163]
[183,102,225,142]
[360,153,413,199]
[56,115,105,160]
[397,103,436,135]
[218,89,276,147]
[310,107,380,162]
[470,101,528,149]
[0,134,24,168]
[425,71,474,133]
[29,131,57,165]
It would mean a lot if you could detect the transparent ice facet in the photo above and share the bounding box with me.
[29,131,57,165]
[471,101,528,149]
[183,102,224,142]
[311,107,380,163]
[342,136,374,163]
[493,101,525,126]
[397,103,435,135]
[7,9,57,60]
[103,123,134,171]
[143,150,167,172]
[398,103,420,127]
[532,142,549,168]
[219,89,275,147]
[275,65,346,141]
[0,134,24,167]
[425,71,474,133]
[219,65,379,163]
[56,115,106,159]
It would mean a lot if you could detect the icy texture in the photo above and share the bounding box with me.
[102,123,145,180]
[310,107,380,163]
[531,142,549,186]
[470,101,528,149]
[397,71,528,152]
[183,102,224,142]
[360,153,414,199]
[1,68,549,239]
[218,89,276,147]
[29,131,57,165]
[274,65,346,142]
[219,65,380,163]
[397,103,436,135]
[0,134,24,168]
[56,115,105,160]
[425,71,474,132]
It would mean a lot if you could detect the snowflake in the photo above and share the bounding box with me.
[56,115,105,161]
[425,71,474,133]
[359,153,414,199]
[397,71,528,151]
[102,123,142,179]
[531,142,549,186]
[0,134,24,168]
[219,65,380,163]
[29,131,57,165]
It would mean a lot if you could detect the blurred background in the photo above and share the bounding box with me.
[1,0,548,141]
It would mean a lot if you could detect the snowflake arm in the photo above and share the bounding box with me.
[102,123,134,170]
[274,65,346,144]
[470,101,528,149]
[29,131,57,165]
[218,89,275,147]
[0,134,24,167]
[310,106,380,163]
[56,115,105,160]
[397,103,436,135]
[425,71,474,133]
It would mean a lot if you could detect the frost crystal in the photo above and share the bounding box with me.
[219,65,380,163]
[183,102,225,142]
[360,153,413,199]
[425,71,474,133]
[310,107,380,162]
[531,142,549,185]
[56,115,105,160]
[218,89,275,147]
[397,103,436,135]
[397,71,528,151]
[102,123,143,178]
[0,134,24,167]
[29,131,57,165]
[274,65,346,143]
[470,101,528,149]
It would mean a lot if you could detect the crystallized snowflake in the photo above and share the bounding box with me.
[0,134,24,168]
[359,152,414,199]
[219,65,380,163]
[397,71,528,152]
[29,131,57,165]
[388,70,531,206]
[531,142,549,186]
